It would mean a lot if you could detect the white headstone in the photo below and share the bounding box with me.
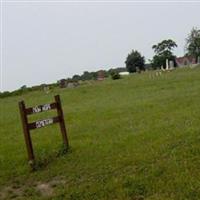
[169,60,174,69]
[166,59,169,70]
[161,65,165,71]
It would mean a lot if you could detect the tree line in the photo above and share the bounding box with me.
[63,67,126,83]
[63,27,200,83]
[0,68,126,98]
[125,27,200,72]
[1,27,200,98]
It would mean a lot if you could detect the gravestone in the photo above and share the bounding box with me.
[166,59,169,70]
[161,65,165,71]
[67,82,75,88]
[169,60,174,69]
[43,86,50,94]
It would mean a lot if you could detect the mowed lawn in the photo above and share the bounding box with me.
[0,67,200,200]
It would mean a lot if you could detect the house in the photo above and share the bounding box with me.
[175,56,196,67]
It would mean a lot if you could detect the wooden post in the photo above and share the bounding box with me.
[19,101,35,166]
[19,95,69,169]
[54,95,69,149]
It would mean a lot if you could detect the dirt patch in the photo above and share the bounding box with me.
[36,183,53,196]
[0,186,23,199]
[0,176,66,199]
[36,177,66,197]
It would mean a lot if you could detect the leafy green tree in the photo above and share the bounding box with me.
[72,74,81,81]
[152,39,177,69]
[81,71,94,81]
[125,50,145,73]
[90,72,98,80]
[185,27,200,61]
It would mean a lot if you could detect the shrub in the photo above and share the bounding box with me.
[0,91,11,98]
[111,71,121,80]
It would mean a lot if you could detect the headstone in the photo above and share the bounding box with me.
[166,59,169,70]
[67,82,75,88]
[169,60,174,69]
[66,81,79,88]
[43,86,50,94]
[156,72,158,76]
[73,82,79,87]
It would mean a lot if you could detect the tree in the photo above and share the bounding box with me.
[81,71,93,81]
[72,74,81,81]
[152,39,177,69]
[110,70,121,80]
[20,85,27,90]
[185,27,200,61]
[125,50,145,73]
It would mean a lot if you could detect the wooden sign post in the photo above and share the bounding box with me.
[19,95,69,168]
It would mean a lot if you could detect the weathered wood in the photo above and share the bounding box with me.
[19,95,69,169]
[28,116,60,130]
[26,102,57,115]
[19,101,35,164]
[55,95,69,148]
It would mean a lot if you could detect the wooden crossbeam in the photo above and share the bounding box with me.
[19,95,69,169]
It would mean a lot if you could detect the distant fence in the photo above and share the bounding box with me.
[19,95,69,169]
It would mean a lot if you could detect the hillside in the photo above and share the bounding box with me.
[0,67,200,200]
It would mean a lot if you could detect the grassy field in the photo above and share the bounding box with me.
[0,67,200,200]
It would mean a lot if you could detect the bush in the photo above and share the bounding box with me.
[111,71,121,80]
[0,91,11,98]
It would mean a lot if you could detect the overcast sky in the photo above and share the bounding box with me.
[1,0,200,91]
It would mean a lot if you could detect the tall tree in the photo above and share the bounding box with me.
[125,50,145,73]
[152,39,177,69]
[185,27,200,61]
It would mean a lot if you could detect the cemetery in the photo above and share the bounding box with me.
[0,3,199,197]
[0,27,200,198]
[0,66,200,199]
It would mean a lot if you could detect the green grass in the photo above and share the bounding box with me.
[1,67,200,200]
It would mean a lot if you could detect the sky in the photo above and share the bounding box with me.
[1,0,200,92]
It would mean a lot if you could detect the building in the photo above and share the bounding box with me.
[175,56,196,67]
[97,70,105,81]
[119,72,129,76]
